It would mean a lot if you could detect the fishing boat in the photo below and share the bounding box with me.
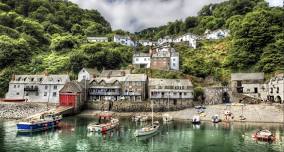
[252,129,275,141]
[212,114,221,123]
[192,115,201,124]
[16,112,62,132]
[134,100,160,137]
[162,113,173,123]
[87,118,119,132]
[134,121,160,137]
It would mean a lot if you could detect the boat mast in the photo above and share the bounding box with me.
[151,99,153,126]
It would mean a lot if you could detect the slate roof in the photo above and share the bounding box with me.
[59,81,83,93]
[231,73,264,81]
[149,78,193,87]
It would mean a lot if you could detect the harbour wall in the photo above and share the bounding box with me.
[86,100,194,112]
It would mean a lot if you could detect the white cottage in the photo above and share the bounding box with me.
[157,36,173,45]
[87,37,108,43]
[204,29,230,40]
[78,68,99,82]
[113,35,135,47]
[173,33,200,49]
[138,40,156,47]
[266,0,284,7]
[268,74,284,103]
[132,53,151,68]
[5,74,70,104]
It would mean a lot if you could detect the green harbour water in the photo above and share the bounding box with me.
[0,116,284,152]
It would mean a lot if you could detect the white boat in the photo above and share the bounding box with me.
[162,113,173,122]
[134,121,160,137]
[212,114,221,123]
[192,115,200,124]
[87,118,119,132]
[133,115,149,122]
[134,100,159,137]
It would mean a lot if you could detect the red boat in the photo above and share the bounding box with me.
[252,129,275,141]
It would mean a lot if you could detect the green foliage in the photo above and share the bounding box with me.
[84,22,109,36]
[0,24,19,38]
[50,34,81,52]
[193,87,205,102]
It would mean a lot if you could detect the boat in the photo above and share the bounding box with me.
[192,115,200,124]
[134,100,160,137]
[16,113,62,132]
[252,129,275,141]
[134,121,160,137]
[212,115,221,123]
[133,115,149,122]
[163,113,173,123]
[87,118,119,132]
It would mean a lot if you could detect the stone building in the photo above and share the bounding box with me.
[268,74,284,103]
[133,45,179,71]
[59,81,86,112]
[78,68,99,82]
[148,78,193,105]
[231,73,267,100]
[6,74,70,104]
[88,70,147,102]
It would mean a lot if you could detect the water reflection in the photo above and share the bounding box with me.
[0,117,283,152]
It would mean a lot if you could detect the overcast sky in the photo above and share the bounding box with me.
[69,0,226,32]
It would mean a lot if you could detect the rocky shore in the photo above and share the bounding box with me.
[80,103,284,123]
[0,102,54,119]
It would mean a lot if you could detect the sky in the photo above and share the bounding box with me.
[69,0,226,32]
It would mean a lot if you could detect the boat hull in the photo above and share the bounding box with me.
[134,126,159,137]
[17,119,61,132]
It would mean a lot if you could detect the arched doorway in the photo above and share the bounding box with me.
[276,96,282,103]
[222,92,230,103]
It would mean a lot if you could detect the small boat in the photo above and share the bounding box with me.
[17,113,62,132]
[134,121,160,137]
[133,115,149,122]
[192,115,200,124]
[212,115,221,123]
[252,129,275,141]
[87,118,119,132]
[162,113,173,122]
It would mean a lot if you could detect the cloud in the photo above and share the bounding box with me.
[69,0,226,32]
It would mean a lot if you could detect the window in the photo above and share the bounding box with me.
[54,85,57,90]
[17,85,20,88]
[44,92,47,96]
[173,58,176,61]
[35,92,39,96]
[16,92,19,95]
[173,63,176,66]
[136,58,138,61]
[270,88,273,94]
[184,92,187,96]
[45,85,48,90]
[14,85,16,88]
[83,75,86,80]
[144,58,147,61]
[53,92,57,97]
[254,88,258,93]
[276,87,279,93]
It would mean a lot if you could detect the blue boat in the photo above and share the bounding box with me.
[17,113,62,132]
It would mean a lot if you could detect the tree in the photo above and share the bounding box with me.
[84,22,108,36]
[49,34,81,52]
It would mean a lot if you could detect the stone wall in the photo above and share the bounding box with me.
[87,100,193,112]
[204,86,230,104]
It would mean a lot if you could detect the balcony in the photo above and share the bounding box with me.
[89,92,120,96]
[122,92,142,96]
[24,86,38,92]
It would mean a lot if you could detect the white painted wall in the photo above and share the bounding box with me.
[266,0,284,7]
[268,78,284,102]
[170,56,179,70]
[78,68,92,82]
[132,56,151,68]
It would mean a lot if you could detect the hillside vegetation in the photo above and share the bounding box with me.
[0,0,284,97]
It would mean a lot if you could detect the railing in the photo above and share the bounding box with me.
[24,86,39,91]
[89,92,120,96]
